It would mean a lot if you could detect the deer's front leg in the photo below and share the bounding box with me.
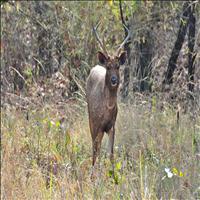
[108,126,115,164]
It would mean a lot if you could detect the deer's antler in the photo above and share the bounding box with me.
[93,21,108,57]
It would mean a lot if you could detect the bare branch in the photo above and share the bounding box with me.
[9,66,26,83]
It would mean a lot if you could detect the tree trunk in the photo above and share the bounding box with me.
[135,29,153,92]
[35,2,53,78]
[56,37,62,71]
[46,31,53,77]
[188,3,196,94]
[163,2,190,86]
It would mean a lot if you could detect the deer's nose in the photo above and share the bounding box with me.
[111,76,118,85]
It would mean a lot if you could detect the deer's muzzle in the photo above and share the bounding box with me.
[111,76,118,86]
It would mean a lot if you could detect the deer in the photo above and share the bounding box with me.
[86,22,130,167]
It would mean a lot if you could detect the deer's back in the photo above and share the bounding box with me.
[86,65,105,102]
[86,65,106,123]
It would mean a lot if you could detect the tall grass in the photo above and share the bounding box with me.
[1,98,200,199]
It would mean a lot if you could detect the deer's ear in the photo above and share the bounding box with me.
[118,51,127,65]
[97,51,107,65]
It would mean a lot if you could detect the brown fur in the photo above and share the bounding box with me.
[86,52,126,166]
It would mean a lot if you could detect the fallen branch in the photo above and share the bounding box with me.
[9,66,26,83]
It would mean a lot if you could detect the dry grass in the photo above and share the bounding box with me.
[1,98,200,200]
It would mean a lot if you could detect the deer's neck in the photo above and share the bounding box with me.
[104,86,118,110]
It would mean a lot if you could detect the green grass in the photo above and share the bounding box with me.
[1,99,200,200]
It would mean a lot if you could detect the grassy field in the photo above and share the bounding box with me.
[1,97,200,200]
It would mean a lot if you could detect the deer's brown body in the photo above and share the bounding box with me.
[86,54,127,166]
[86,22,130,166]
[86,64,118,165]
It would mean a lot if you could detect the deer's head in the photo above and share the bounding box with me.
[97,51,126,89]
[93,21,130,90]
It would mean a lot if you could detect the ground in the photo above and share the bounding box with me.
[1,95,200,199]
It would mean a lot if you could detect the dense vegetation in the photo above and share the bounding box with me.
[1,1,200,199]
